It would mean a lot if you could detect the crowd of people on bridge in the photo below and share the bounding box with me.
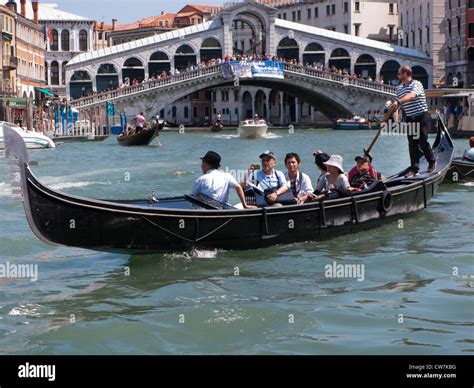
[74,52,388,100]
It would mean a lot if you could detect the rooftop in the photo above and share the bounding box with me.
[0,0,92,21]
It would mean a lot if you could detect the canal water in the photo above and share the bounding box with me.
[0,128,472,354]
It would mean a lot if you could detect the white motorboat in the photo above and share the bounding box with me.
[0,122,55,149]
[238,119,268,139]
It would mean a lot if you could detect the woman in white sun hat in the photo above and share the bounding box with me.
[316,154,351,195]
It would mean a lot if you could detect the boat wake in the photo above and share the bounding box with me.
[0,181,11,197]
[48,181,112,190]
[460,182,474,187]
[164,248,222,260]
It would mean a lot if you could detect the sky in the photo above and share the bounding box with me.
[46,0,225,24]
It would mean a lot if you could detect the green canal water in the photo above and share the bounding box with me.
[0,128,472,354]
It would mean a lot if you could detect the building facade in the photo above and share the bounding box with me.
[445,0,474,88]
[398,0,446,87]
[274,0,399,43]
[13,0,46,98]
[93,21,112,50]
[1,4,17,96]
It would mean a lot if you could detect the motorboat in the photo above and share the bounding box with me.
[238,118,268,138]
[0,122,55,149]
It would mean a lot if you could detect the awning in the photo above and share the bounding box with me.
[0,97,29,109]
[35,87,54,96]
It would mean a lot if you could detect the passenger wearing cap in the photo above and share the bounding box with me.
[349,155,378,191]
[243,150,288,206]
[348,155,378,184]
[317,155,351,195]
[284,153,314,204]
[191,151,254,208]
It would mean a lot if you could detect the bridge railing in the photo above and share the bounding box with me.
[70,61,397,108]
[70,64,222,108]
[284,63,397,95]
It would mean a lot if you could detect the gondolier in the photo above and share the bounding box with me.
[392,65,436,177]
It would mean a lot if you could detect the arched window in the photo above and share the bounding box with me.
[184,106,189,119]
[50,61,59,85]
[79,30,88,51]
[51,29,59,51]
[61,30,70,51]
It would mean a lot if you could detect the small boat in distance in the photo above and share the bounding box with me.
[210,121,224,132]
[118,127,158,146]
[238,117,268,138]
[0,122,55,149]
[334,115,381,130]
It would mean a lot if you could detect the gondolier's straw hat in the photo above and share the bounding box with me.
[324,154,344,173]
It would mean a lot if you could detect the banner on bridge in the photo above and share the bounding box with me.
[221,61,284,80]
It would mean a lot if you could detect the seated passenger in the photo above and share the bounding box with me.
[243,150,289,206]
[313,150,331,190]
[191,151,254,208]
[284,152,314,204]
[349,155,378,190]
[316,155,351,196]
[348,155,378,184]
[462,136,474,162]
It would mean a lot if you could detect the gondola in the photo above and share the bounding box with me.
[117,127,158,146]
[3,115,453,254]
[210,122,224,132]
[444,157,474,183]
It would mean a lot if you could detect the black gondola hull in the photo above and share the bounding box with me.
[117,128,157,146]
[4,116,453,253]
[443,158,474,183]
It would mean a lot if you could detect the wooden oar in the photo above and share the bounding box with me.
[363,101,399,157]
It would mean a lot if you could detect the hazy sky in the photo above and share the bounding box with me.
[47,0,225,24]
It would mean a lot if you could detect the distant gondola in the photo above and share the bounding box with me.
[210,122,223,132]
[117,127,158,146]
[3,115,453,253]
[444,158,474,183]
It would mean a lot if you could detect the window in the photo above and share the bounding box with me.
[355,2,360,12]
[326,5,330,15]
[292,11,296,21]
[448,0,451,9]
[389,3,394,14]
[354,24,360,36]
[172,107,177,118]
[457,17,461,36]
[469,0,474,8]
[426,26,430,44]
[50,61,59,85]
[448,19,452,37]
[61,30,70,51]
[331,4,335,15]
[184,106,189,118]
[307,8,311,19]
[61,61,68,85]
[344,2,348,13]
[344,25,348,34]
[50,29,58,51]
[283,13,287,20]
[193,107,198,118]
[79,30,88,51]
[469,23,474,38]
[314,7,318,17]
[297,10,301,20]
[278,13,281,19]
[389,26,394,40]
[234,90,238,101]
[419,28,422,45]
[98,32,103,39]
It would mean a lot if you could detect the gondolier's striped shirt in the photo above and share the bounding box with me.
[396,79,428,118]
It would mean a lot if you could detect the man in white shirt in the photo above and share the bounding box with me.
[284,152,314,204]
[243,150,288,205]
[191,151,253,208]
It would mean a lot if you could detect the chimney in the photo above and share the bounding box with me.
[101,21,104,29]
[112,18,117,30]
[5,1,17,13]
[161,11,164,15]
[32,1,39,23]
[20,0,26,17]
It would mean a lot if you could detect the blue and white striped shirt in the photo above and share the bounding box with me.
[396,79,428,118]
